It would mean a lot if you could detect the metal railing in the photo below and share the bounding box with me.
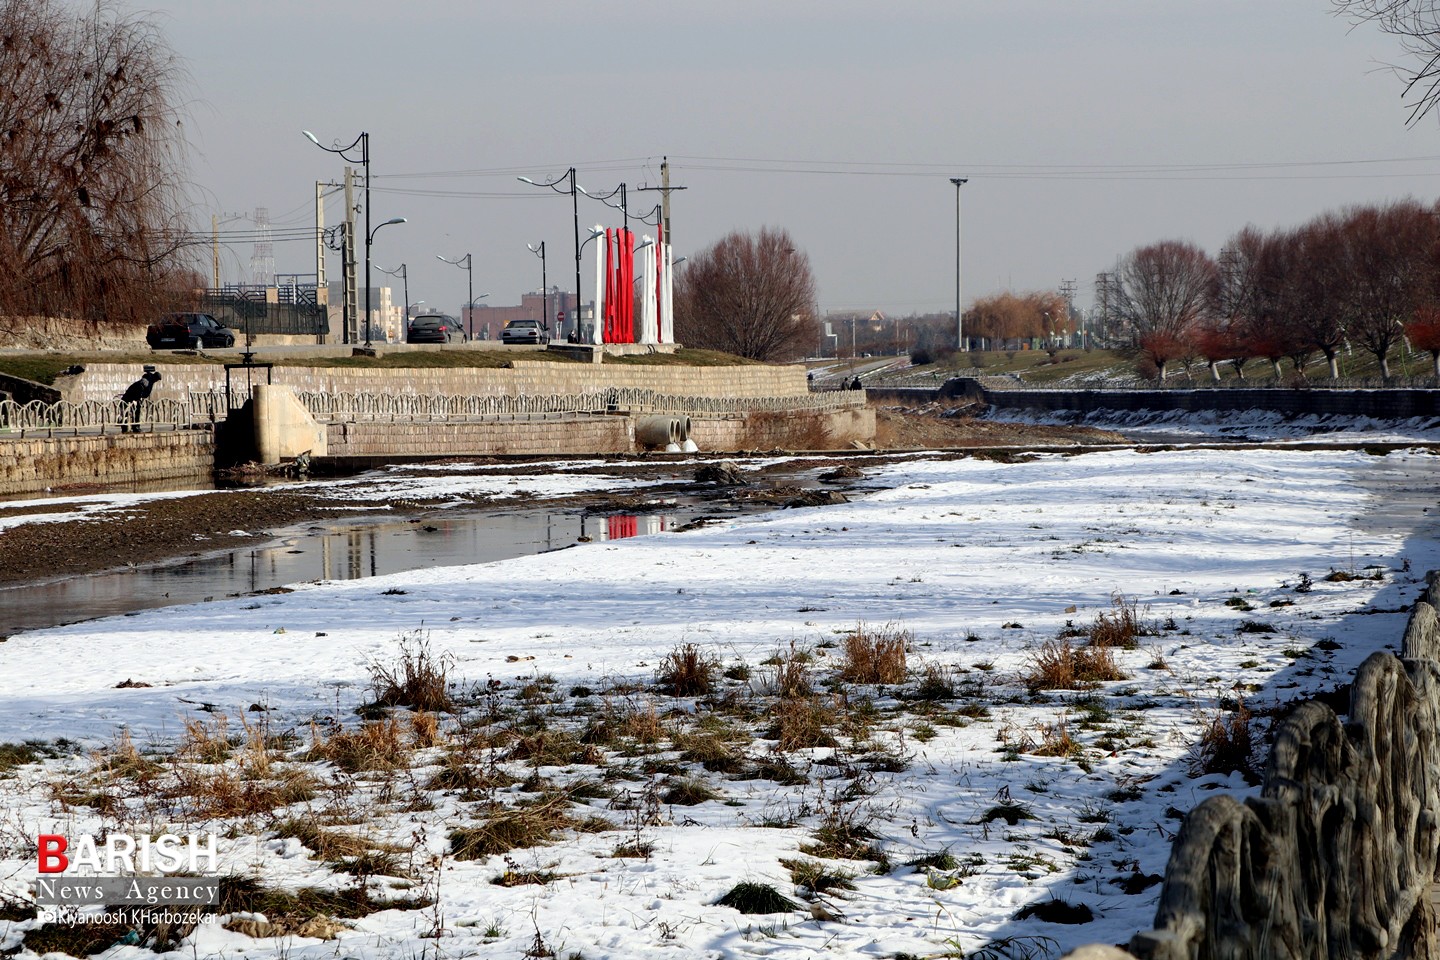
[296,387,866,423]
[0,387,863,438]
[0,392,227,437]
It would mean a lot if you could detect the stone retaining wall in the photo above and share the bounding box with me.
[1069,574,1440,960]
[0,431,215,497]
[58,361,811,405]
[949,380,1440,419]
[321,405,877,459]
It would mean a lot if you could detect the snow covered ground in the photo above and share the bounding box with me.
[0,446,1436,959]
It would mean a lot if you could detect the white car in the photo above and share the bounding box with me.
[501,319,545,344]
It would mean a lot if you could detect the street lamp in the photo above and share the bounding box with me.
[949,177,968,352]
[437,252,474,338]
[304,129,381,346]
[518,169,581,338]
[579,182,628,233]
[364,217,406,347]
[374,262,408,342]
[527,242,547,330]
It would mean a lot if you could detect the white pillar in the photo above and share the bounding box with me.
[590,225,606,344]
[661,243,674,344]
[638,236,657,344]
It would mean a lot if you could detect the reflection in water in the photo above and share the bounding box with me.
[0,509,678,634]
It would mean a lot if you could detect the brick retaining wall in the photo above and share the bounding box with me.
[60,361,811,405]
[0,431,215,497]
[324,417,633,458]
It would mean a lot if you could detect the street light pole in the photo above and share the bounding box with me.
[438,253,473,338]
[305,130,380,348]
[528,242,547,330]
[375,263,408,341]
[363,217,406,347]
[949,177,968,352]
[518,169,581,339]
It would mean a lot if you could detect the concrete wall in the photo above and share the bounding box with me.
[1067,573,1440,960]
[59,360,812,405]
[0,431,214,497]
[690,407,877,450]
[253,385,327,463]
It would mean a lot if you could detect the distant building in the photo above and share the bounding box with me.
[464,290,583,341]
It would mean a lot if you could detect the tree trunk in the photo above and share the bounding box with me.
[1431,351,1439,379]
[1380,355,1392,378]
[1326,351,1340,380]
[1271,359,1283,379]
[1208,361,1220,382]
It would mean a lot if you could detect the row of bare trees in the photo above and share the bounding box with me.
[0,0,197,328]
[1113,200,1440,380]
[964,290,1072,348]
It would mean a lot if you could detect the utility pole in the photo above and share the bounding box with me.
[1059,278,1077,347]
[637,156,687,247]
[343,167,357,344]
[1094,272,1112,344]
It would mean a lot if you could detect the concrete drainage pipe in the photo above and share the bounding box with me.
[635,415,682,447]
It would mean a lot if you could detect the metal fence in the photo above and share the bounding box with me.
[0,387,863,438]
[0,393,227,437]
[296,387,867,423]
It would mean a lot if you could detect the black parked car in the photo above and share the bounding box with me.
[406,314,465,344]
[147,313,235,349]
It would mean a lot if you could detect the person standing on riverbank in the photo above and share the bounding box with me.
[120,365,162,433]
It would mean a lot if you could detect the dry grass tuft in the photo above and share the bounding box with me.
[1023,640,1128,691]
[839,622,910,685]
[1192,701,1256,780]
[450,795,580,860]
[768,698,840,751]
[1088,594,1150,649]
[367,633,453,714]
[309,718,410,773]
[410,711,444,748]
[657,643,721,696]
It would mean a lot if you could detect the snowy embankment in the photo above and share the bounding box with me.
[0,447,1434,960]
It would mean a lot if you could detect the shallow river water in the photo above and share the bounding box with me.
[0,506,695,634]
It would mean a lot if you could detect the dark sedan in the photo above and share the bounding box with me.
[406,314,465,344]
[146,313,235,349]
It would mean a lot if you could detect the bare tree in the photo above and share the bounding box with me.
[1336,0,1440,123]
[0,0,193,327]
[1405,304,1440,376]
[673,227,817,361]
[1112,240,1217,379]
[1340,200,1439,377]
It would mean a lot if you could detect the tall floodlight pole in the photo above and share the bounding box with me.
[950,177,967,351]
[438,253,473,338]
[306,130,382,347]
[518,169,581,338]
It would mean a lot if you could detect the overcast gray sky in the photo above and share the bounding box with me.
[146,0,1439,318]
